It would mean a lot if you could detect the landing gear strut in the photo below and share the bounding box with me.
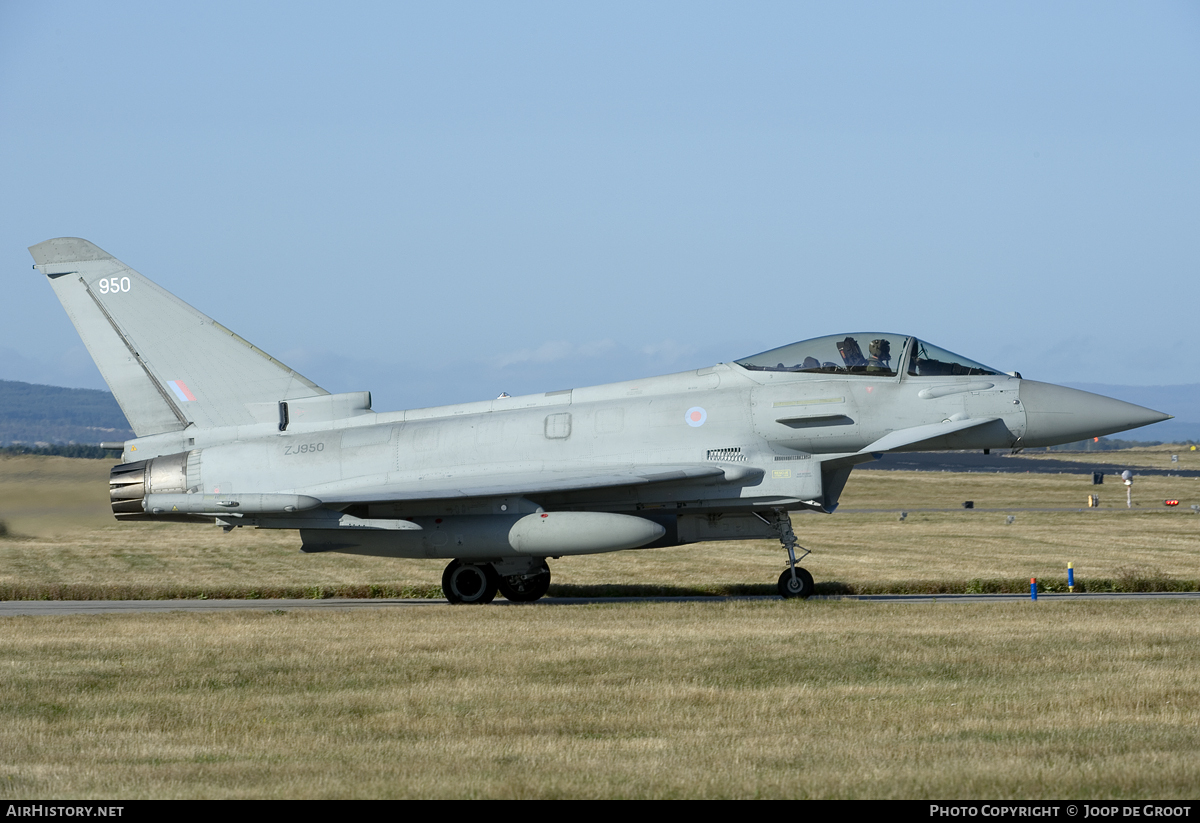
[441,560,499,604]
[756,509,814,599]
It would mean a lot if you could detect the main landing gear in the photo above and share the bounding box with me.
[756,509,815,599]
[496,560,552,602]
[441,559,552,604]
[442,560,498,604]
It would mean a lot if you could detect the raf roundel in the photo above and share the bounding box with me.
[685,406,707,427]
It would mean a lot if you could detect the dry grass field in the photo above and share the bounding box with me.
[1,454,1199,798]
[1,601,1198,799]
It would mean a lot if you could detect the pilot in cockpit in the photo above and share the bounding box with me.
[867,338,891,373]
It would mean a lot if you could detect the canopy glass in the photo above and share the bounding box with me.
[736,334,1004,378]
[735,333,909,376]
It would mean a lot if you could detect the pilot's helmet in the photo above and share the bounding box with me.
[801,356,820,370]
[869,339,891,360]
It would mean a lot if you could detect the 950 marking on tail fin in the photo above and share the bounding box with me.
[97,276,131,294]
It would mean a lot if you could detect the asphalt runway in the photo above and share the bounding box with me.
[2,591,1198,615]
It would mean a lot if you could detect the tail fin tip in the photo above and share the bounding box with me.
[28,236,329,436]
[29,238,114,268]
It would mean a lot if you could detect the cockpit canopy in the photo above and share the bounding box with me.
[735,333,1003,378]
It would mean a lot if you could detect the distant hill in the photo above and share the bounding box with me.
[0,380,134,445]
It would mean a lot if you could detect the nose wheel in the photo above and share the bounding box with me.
[777,567,814,599]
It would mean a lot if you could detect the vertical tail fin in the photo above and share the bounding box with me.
[30,238,327,436]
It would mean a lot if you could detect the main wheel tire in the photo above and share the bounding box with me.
[777,567,815,599]
[496,563,552,603]
[442,560,499,604]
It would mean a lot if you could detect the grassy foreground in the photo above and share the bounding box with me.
[1,453,1198,598]
[2,600,1198,799]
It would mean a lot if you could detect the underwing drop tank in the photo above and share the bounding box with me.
[300,511,667,560]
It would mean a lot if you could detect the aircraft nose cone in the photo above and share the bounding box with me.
[1019,381,1172,447]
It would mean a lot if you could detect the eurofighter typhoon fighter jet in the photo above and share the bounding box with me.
[30,238,1171,602]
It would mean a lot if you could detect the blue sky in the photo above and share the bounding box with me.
[3,1,1198,413]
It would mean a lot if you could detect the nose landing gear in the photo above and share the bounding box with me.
[756,508,815,599]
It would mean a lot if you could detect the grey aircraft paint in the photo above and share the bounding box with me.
[29,238,1173,602]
